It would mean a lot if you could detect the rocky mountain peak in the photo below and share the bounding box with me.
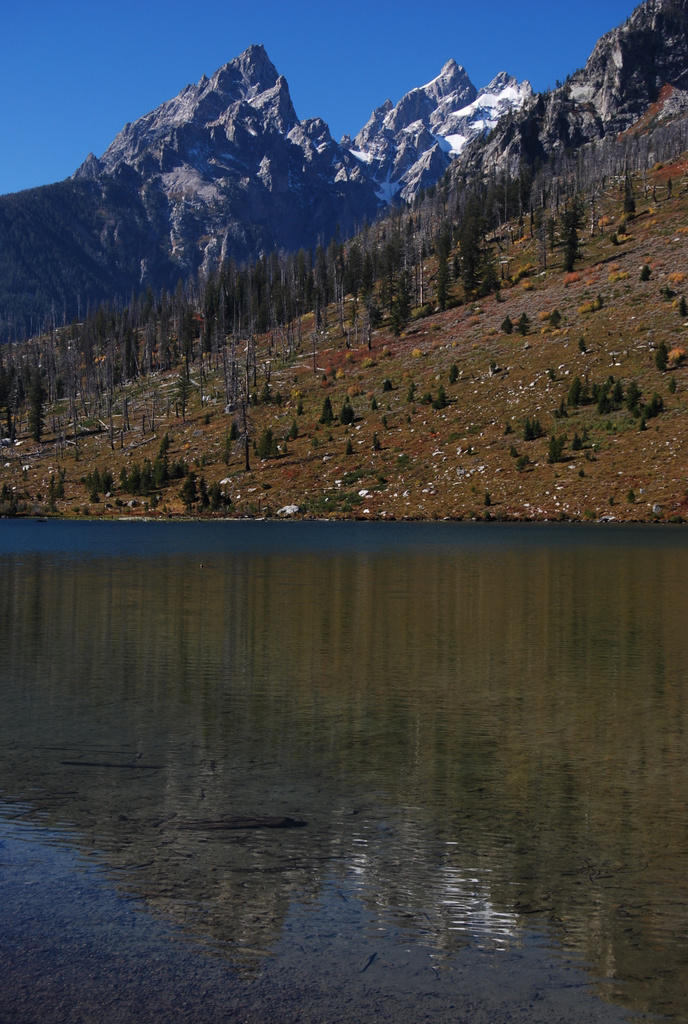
[68,44,381,289]
[75,44,298,179]
[347,60,530,202]
[455,0,688,179]
[425,58,474,102]
[567,0,688,129]
[479,71,517,95]
[202,43,290,111]
[384,62,476,136]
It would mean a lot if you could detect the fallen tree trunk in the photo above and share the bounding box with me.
[175,815,307,831]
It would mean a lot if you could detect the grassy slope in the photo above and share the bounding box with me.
[3,158,688,523]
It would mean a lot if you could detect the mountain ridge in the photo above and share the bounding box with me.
[344,61,531,201]
[456,0,688,178]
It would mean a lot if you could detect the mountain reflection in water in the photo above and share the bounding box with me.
[1,520,687,1023]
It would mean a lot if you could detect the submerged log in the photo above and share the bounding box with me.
[175,815,307,831]
[61,760,163,770]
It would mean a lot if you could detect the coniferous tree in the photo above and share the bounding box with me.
[340,399,354,425]
[624,172,636,216]
[320,396,334,426]
[459,205,483,295]
[180,471,198,511]
[28,371,44,443]
[390,271,412,335]
[177,368,192,421]
[562,199,583,273]
[517,312,531,336]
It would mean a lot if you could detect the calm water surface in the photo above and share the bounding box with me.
[1,520,687,1023]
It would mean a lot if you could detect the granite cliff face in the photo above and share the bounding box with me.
[73,45,380,277]
[459,0,688,177]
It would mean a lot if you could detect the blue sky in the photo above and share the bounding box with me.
[2,0,637,196]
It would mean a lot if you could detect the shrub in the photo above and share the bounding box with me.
[640,264,651,282]
[578,295,604,315]
[668,346,685,368]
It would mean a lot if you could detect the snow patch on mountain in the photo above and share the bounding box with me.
[346,64,531,200]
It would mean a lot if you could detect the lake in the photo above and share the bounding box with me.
[1,519,687,1023]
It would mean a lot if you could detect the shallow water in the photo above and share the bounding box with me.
[1,520,687,1022]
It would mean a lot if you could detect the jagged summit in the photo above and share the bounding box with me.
[75,44,298,178]
[346,61,530,201]
[67,44,380,285]
[386,59,477,135]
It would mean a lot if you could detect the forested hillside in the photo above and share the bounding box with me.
[2,129,688,522]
